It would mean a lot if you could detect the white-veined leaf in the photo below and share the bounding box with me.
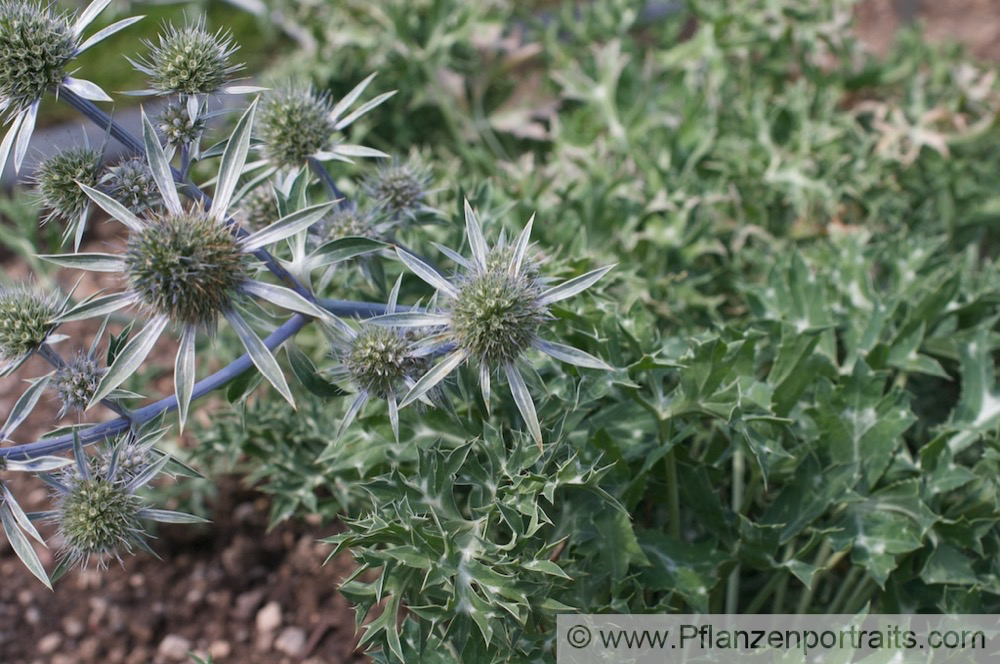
[38,252,125,272]
[395,248,458,298]
[535,339,611,370]
[224,309,294,407]
[241,202,334,252]
[90,315,168,407]
[504,363,543,449]
[54,291,133,323]
[539,265,615,306]
[0,504,51,589]
[210,98,257,220]
[1,374,52,441]
[399,349,467,408]
[141,109,182,214]
[175,325,196,432]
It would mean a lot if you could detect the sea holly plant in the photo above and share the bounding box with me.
[0,3,614,604]
[4,1,1000,662]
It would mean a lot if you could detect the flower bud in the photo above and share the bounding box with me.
[156,101,206,150]
[346,327,424,399]
[104,157,158,212]
[53,351,104,416]
[236,186,278,231]
[363,157,431,219]
[0,286,59,364]
[56,476,144,568]
[32,147,101,226]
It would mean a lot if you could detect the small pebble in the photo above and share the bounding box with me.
[256,601,282,633]
[157,634,192,661]
[38,632,62,655]
[274,627,307,656]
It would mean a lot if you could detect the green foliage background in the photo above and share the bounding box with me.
[183,0,1000,661]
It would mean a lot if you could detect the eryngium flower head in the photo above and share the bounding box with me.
[104,156,158,211]
[125,211,247,327]
[346,327,424,399]
[0,285,58,366]
[54,351,104,416]
[55,475,144,568]
[363,157,432,219]
[32,147,101,225]
[0,1,75,113]
[156,101,206,149]
[135,19,240,96]
[451,265,548,365]
[237,186,278,230]
[257,85,334,168]
[380,201,614,448]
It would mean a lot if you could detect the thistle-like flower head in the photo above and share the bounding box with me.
[451,263,548,365]
[54,350,105,416]
[50,431,199,570]
[258,84,334,169]
[103,156,159,212]
[255,74,394,169]
[346,327,423,400]
[31,146,101,240]
[0,1,75,113]
[372,201,614,448]
[0,0,141,173]
[362,156,433,220]
[125,210,247,328]
[55,473,145,568]
[326,278,428,441]
[0,285,59,371]
[133,19,240,96]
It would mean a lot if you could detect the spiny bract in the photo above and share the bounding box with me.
[257,85,335,168]
[138,20,239,95]
[346,327,423,398]
[33,147,101,224]
[0,286,59,362]
[105,156,158,211]
[0,1,75,111]
[56,476,144,568]
[54,351,104,415]
[451,258,548,364]
[125,212,246,327]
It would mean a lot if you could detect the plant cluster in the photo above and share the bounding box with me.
[2,0,1000,662]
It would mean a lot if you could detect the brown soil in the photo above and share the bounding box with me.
[856,0,1000,59]
[0,478,364,664]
